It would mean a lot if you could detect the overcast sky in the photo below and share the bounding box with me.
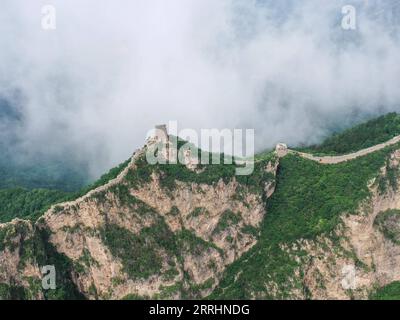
[0,0,399,176]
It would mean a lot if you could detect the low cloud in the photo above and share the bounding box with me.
[0,0,399,177]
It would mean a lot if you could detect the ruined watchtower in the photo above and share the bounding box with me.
[275,143,288,157]
[146,124,169,146]
[154,124,169,143]
[145,124,175,162]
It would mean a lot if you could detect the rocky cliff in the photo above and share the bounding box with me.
[299,149,400,299]
[0,145,278,299]
[3,135,400,300]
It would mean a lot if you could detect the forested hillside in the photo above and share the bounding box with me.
[1,113,400,300]
[299,113,400,155]
[0,98,90,191]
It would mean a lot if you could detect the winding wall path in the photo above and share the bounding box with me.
[288,135,400,164]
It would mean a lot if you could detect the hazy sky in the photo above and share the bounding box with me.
[0,0,399,176]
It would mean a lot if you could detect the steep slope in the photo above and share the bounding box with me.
[211,142,400,299]
[291,149,400,299]
[299,113,400,155]
[0,144,278,299]
[0,159,131,224]
[292,134,400,164]
[3,115,400,300]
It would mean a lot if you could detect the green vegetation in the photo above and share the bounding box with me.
[100,223,163,279]
[126,142,275,195]
[0,277,42,300]
[0,282,28,300]
[240,225,259,237]
[370,281,400,300]
[122,293,149,300]
[189,278,215,292]
[211,145,394,299]
[187,207,208,219]
[299,113,400,155]
[374,209,400,245]
[162,268,180,281]
[107,184,157,219]
[167,206,180,217]
[156,283,183,299]
[33,228,86,300]
[77,248,100,270]
[100,216,177,280]
[0,159,130,224]
[0,155,89,192]
[70,159,130,200]
[0,221,31,252]
[212,210,241,235]
[0,223,85,300]
[376,158,400,194]
[177,228,223,256]
[124,156,153,189]
[3,113,400,299]
[264,150,388,241]
[0,188,67,223]
[0,99,89,192]
[126,153,238,190]
[100,211,225,281]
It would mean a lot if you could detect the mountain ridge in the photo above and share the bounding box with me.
[0,138,278,299]
[2,114,400,299]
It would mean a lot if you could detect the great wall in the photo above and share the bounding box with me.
[34,130,400,220]
[275,134,400,164]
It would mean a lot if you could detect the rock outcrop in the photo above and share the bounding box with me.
[281,149,400,299]
[4,136,400,300]
[0,144,278,300]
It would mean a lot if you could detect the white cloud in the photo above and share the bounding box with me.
[0,0,399,176]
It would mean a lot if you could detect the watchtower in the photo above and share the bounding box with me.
[275,143,288,157]
[154,124,169,143]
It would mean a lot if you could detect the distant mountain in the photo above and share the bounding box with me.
[0,97,89,192]
[298,112,400,155]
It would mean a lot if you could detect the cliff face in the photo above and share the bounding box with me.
[0,219,43,299]
[3,141,400,300]
[0,147,278,299]
[280,149,400,299]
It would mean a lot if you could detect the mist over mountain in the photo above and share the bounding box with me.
[0,0,400,179]
[2,0,400,302]
[0,96,89,190]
